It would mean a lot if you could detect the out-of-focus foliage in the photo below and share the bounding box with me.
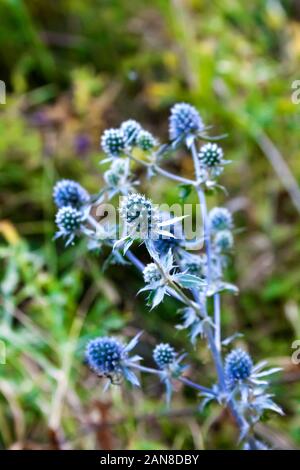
[0,0,300,449]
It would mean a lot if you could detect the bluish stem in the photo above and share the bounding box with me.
[128,363,162,376]
[125,250,145,272]
[129,363,215,396]
[178,376,216,396]
[126,151,195,186]
[190,141,212,288]
[189,139,251,442]
[214,293,221,352]
[203,322,226,390]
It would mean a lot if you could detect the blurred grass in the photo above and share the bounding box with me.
[0,0,300,449]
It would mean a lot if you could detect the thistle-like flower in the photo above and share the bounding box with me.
[153,343,187,404]
[118,194,186,251]
[181,254,207,279]
[104,158,132,192]
[85,333,142,387]
[225,349,253,386]
[119,193,160,239]
[101,128,126,158]
[143,263,162,284]
[198,143,224,168]
[169,103,204,141]
[139,251,173,309]
[120,120,142,146]
[153,343,176,370]
[209,207,233,232]
[214,230,233,252]
[55,206,84,245]
[86,337,125,377]
[53,179,89,209]
[153,236,181,256]
[225,348,283,422]
[53,104,284,448]
[136,130,158,151]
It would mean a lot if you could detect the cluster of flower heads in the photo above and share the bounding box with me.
[52,102,284,449]
[101,119,158,159]
[85,333,182,397]
[53,179,90,245]
[209,207,234,254]
[168,103,229,180]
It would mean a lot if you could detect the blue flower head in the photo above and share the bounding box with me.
[198,143,223,168]
[104,158,129,188]
[101,128,126,158]
[153,343,176,370]
[143,263,162,284]
[85,333,143,387]
[181,254,207,278]
[209,207,233,232]
[225,348,253,387]
[53,179,89,209]
[120,120,142,146]
[55,206,83,235]
[214,230,233,252]
[86,337,126,377]
[153,236,181,256]
[169,103,204,141]
[120,193,160,239]
[136,130,157,151]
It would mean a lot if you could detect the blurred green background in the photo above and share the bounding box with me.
[0,0,300,450]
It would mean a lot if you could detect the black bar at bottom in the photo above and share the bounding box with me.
[0,449,297,466]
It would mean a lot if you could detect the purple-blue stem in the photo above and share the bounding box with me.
[129,362,215,396]
[190,139,254,446]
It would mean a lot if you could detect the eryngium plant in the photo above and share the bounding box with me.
[53,103,283,450]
